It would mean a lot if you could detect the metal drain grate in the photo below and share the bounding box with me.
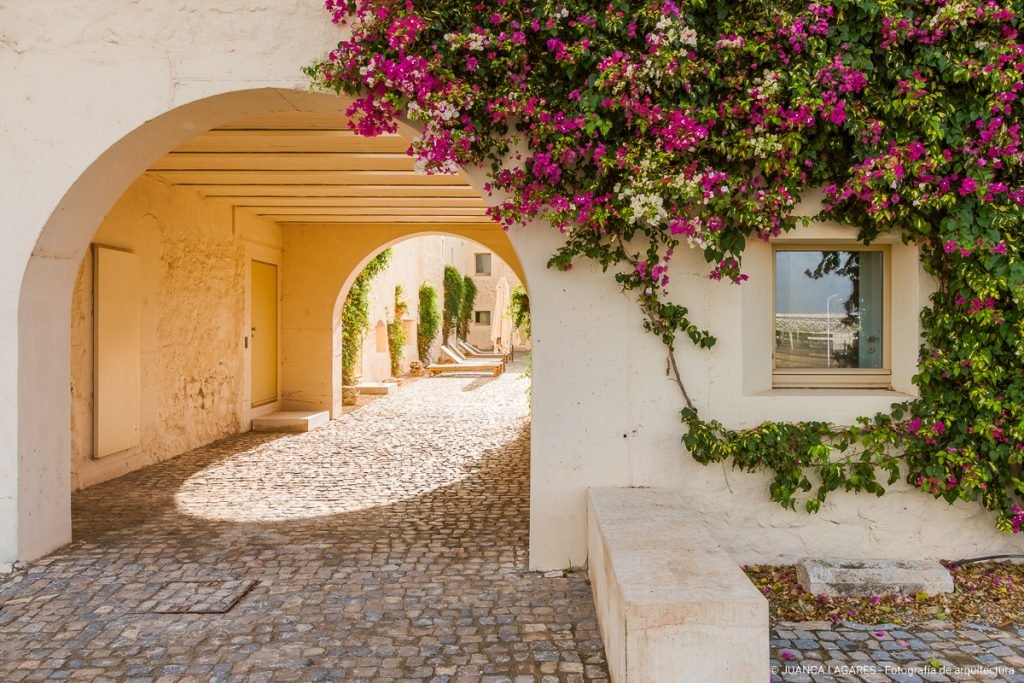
[136,579,256,614]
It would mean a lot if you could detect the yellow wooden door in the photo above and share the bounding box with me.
[251,260,278,407]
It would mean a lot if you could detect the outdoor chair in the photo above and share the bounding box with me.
[437,345,506,372]
[456,339,511,363]
[426,345,504,377]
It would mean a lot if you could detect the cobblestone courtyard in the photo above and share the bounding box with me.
[4,360,1024,681]
[0,362,608,682]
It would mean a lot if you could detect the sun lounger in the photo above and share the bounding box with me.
[428,346,503,376]
[440,344,505,372]
[456,339,510,363]
[462,340,513,363]
[426,361,502,377]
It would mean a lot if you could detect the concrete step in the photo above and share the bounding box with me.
[252,411,329,433]
[354,382,396,395]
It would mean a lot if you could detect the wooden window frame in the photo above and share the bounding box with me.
[474,252,492,276]
[772,243,892,389]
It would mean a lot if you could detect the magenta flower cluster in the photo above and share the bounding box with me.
[309,0,1024,531]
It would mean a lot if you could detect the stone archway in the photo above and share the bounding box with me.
[14,87,530,565]
[279,225,526,418]
[329,230,528,412]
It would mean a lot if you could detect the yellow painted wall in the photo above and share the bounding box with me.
[281,223,524,416]
[69,175,281,490]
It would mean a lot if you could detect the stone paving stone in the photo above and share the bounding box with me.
[0,362,609,681]
[772,620,1024,682]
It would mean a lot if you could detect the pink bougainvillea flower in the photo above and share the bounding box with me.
[311,0,1024,536]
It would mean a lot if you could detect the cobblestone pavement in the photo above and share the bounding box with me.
[0,361,609,682]
[772,620,1024,682]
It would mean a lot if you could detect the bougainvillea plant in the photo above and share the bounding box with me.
[308,0,1024,532]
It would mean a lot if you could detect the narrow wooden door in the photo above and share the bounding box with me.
[251,260,278,407]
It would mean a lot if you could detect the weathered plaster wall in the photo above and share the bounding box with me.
[69,175,281,490]
[359,237,446,382]
[453,246,528,351]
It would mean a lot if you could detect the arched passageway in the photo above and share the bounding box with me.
[3,87,604,679]
[329,234,528,395]
[17,88,529,564]
[328,233,527,414]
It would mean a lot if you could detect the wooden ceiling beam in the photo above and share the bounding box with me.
[148,170,465,186]
[250,207,487,216]
[265,214,496,223]
[230,197,487,208]
[192,184,481,198]
[174,130,410,154]
[151,152,414,172]
[212,113,357,129]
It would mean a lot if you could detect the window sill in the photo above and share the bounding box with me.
[752,387,915,398]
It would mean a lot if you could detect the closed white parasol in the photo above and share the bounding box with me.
[490,277,513,353]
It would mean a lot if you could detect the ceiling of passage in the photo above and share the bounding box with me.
[145,111,490,225]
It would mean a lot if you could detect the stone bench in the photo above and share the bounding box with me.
[587,488,769,682]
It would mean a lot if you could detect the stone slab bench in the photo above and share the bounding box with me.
[588,488,768,683]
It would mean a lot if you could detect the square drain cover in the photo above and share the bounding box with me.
[136,579,256,614]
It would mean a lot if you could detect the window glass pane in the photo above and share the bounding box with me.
[475,253,492,275]
[775,250,883,369]
[474,310,491,325]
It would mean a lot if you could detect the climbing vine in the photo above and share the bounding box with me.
[441,265,463,345]
[341,248,392,387]
[388,284,408,376]
[509,285,532,340]
[310,0,1024,531]
[417,282,441,362]
[458,274,478,341]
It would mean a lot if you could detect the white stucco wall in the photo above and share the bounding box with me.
[358,237,446,382]
[3,1,1021,568]
[509,214,1023,569]
[453,247,529,351]
[69,176,281,490]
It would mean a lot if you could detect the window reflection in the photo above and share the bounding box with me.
[775,250,883,369]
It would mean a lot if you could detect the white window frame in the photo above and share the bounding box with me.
[475,252,492,276]
[772,243,892,390]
